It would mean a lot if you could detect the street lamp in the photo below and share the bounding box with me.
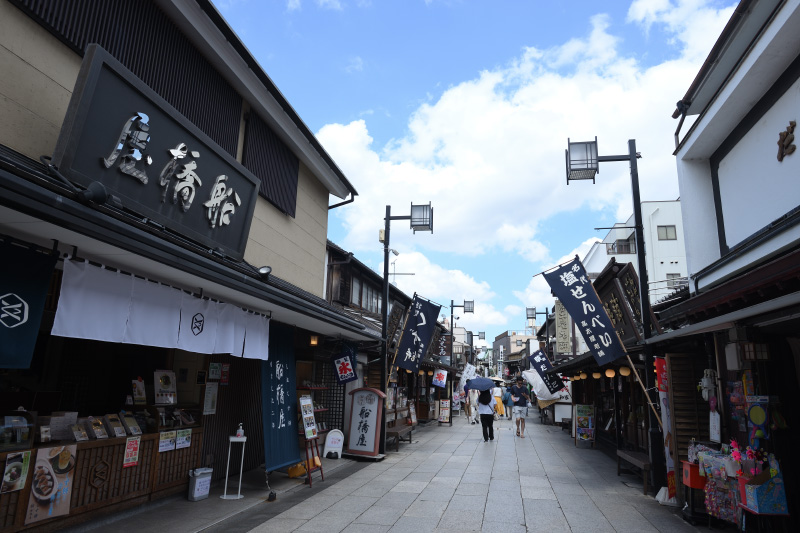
[380,203,433,455]
[468,331,485,367]
[449,300,474,367]
[564,136,662,488]
[527,307,550,356]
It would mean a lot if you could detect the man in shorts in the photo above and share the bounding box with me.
[509,376,531,438]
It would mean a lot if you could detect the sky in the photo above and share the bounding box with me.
[215,0,735,347]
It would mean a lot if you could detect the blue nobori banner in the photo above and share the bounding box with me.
[394,296,441,374]
[529,349,564,394]
[543,257,627,366]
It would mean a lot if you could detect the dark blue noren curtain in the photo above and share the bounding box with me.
[261,322,300,471]
[0,242,57,369]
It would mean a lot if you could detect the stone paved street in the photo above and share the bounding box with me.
[242,414,706,533]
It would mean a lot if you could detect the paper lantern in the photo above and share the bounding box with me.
[592,372,601,379]
[579,372,587,379]
[605,369,616,378]
[619,366,631,376]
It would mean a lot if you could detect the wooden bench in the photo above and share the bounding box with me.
[386,419,413,451]
[617,449,651,495]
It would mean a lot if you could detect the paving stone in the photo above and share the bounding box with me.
[248,517,307,532]
[402,499,448,519]
[521,486,558,500]
[391,480,430,493]
[388,515,439,533]
[341,524,391,533]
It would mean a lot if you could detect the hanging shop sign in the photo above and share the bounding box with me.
[437,328,452,367]
[432,369,447,388]
[24,445,77,525]
[0,241,57,369]
[543,257,626,366]
[394,295,442,374]
[333,342,358,385]
[262,322,301,471]
[529,349,564,395]
[554,300,572,355]
[52,45,258,261]
[345,388,385,457]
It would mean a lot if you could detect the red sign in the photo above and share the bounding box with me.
[220,364,230,386]
[123,436,140,468]
[655,357,668,392]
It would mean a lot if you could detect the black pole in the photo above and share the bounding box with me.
[450,300,454,368]
[629,139,664,492]
[380,205,391,455]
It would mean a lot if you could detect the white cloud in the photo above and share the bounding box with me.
[345,56,364,73]
[286,0,301,11]
[317,0,343,9]
[319,1,733,332]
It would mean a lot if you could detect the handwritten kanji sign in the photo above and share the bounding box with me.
[543,258,626,365]
[528,349,564,394]
[432,369,447,388]
[394,296,441,373]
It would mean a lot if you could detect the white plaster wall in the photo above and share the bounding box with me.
[717,79,800,247]
[675,159,720,287]
[643,202,687,292]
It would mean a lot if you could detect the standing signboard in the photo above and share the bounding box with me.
[438,399,451,423]
[575,404,595,444]
[299,396,318,440]
[345,388,386,457]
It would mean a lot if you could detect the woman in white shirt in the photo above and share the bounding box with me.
[477,389,497,442]
[492,385,505,418]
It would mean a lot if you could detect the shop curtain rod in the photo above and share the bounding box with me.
[0,232,59,258]
[531,254,580,279]
[62,252,271,319]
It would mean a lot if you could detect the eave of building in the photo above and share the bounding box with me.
[675,0,799,157]
[157,0,357,200]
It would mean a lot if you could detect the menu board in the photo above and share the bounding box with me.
[158,431,176,453]
[299,396,318,440]
[203,382,218,415]
[175,429,192,450]
[2,451,31,494]
[576,404,595,442]
[154,370,177,405]
[438,399,451,423]
[24,445,77,525]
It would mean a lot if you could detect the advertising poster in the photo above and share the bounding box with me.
[2,451,31,494]
[576,404,595,442]
[438,399,451,423]
[158,431,176,453]
[24,445,77,525]
[153,370,177,405]
[203,382,218,415]
[175,429,192,450]
[299,396,318,440]
[220,364,230,385]
[655,357,676,498]
[131,378,147,405]
[208,362,222,380]
[123,437,140,468]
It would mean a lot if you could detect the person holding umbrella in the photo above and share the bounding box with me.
[477,388,496,442]
[509,376,532,438]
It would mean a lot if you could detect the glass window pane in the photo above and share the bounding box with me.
[352,277,361,307]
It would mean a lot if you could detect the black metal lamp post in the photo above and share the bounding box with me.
[527,307,550,356]
[468,331,485,367]
[449,300,473,368]
[565,137,663,490]
[380,203,433,454]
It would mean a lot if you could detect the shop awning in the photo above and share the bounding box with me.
[0,151,377,342]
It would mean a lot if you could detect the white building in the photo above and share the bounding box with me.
[582,200,688,303]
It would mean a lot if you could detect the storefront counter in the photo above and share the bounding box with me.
[0,427,203,532]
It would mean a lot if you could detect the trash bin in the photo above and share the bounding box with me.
[187,467,213,501]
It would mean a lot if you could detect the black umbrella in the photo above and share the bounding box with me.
[465,377,494,392]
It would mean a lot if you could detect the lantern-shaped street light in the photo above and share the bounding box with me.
[380,202,433,454]
[564,135,662,488]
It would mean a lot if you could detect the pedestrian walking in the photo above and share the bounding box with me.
[477,389,496,441]
[492,384,505,418]
[509,376,531,438]
[468,388,479,424]
[502,386,513,420]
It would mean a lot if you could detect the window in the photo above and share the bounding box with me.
[658,225,677,240]
[352,277,361,307]
[666,273,686,289]
[606,237,635,254]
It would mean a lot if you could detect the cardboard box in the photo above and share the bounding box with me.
[744,470,789,515]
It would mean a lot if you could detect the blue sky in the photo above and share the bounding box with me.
[216,0,735,344]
